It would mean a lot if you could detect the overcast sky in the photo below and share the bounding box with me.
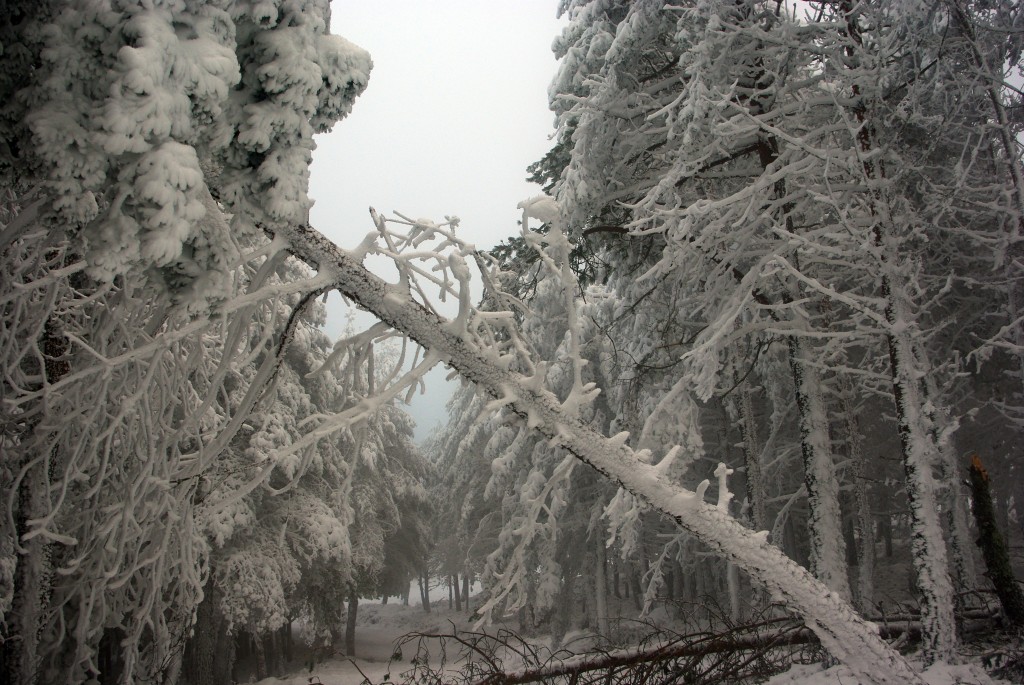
[309,2,567,441]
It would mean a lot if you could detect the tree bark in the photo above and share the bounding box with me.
[595,536,609,636]
[672,561,686,616]
[419,571,431,613]
[254,635,267,682]
[551,571,575,650]
[737,382,766,532]
[728,563,742,622]
[840,382,875,613]
[283,621,293,668]
[881,514,893,558]
[786,332,851,603]
[880,268,957,662]
[3,319,69,685]
[181,585,235,685]
[345,588,358,657]
[931,417,978,601]
[3,460,49,685]
[967,455,1024,627]
[264,631,281,677]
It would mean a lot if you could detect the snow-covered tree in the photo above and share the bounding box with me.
[441,0,1022,669]
[1,1,370,682]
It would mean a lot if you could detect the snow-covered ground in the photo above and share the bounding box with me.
[255,599,484,685]
[254,595,1016,685]
[766,661,1006,685]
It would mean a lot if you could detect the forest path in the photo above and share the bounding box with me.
[255,599,487,685]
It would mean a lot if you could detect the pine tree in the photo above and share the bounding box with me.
[1,1,370,681]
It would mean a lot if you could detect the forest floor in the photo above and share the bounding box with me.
[252,598,483,685]
[252,595,1022,685]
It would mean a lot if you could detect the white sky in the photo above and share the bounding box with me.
[309,1,568,441]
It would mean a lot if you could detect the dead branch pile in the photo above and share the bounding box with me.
[373,604,999,685]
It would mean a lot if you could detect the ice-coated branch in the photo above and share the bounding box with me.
[273,214,925,685]
[714,462,734,512]
[476,453,577,622]
[358,208,534,377]
[517,194,599,417]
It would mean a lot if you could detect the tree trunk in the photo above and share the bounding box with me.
[929,413,978,602]
[738,381,766,532]
[631,559,645,611]
[881,514,893,558]
[3,462,49,685]
[2,320,69,685]
[462,571,470,613]
[672,560,686,616]
[840,382,875,613]
[419,571,431,612]
[694,559,706,604]
[264,631,280,677]
[254,636,267,682]
[595,536,609,636]
[967,455,1024,627]
[787,333,851,602]
[283,621,293,668]
[181,585,236,685]
[345,588,358,657]
[453,573,461,612]
[231,635,249,684]
[551,572,575,650]
[838,0,956,658]
[937,437,977,634]
[944,462,977,598]
[881,272,957,663]
[728,563,741,622]
[742,50,849,600]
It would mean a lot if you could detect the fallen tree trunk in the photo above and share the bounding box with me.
[474,611,999,685]
[390,610,997,685]
[272,215,926,685]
